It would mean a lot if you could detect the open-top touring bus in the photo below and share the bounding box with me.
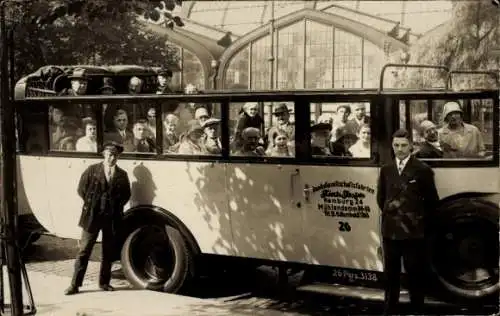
[13,64,499,305]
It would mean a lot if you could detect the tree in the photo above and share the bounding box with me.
[3,0,184,81]
[393,0,499,90]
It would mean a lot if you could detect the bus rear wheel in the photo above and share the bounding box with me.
[121,224,193,293]
[428,198,499,304]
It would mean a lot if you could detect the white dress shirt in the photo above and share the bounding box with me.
[103,164,116,182]
[396,155,411,175]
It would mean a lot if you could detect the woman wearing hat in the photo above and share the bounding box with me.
[438,101,485,158]
[201,117,222,155]
[177,120,205,155]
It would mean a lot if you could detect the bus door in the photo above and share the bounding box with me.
[297,100,384,273]
[225,100,305,263]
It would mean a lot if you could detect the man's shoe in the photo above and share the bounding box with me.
[99,284,114,291]
[64,286,79,295]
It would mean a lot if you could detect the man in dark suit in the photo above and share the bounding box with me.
[415,120,443,159]
[65,141,131,295]
[377,129,439,315]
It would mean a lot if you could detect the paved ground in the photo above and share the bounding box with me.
[5,234,497,315]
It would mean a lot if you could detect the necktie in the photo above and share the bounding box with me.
[398,160,404,175]
[106,167,112,182]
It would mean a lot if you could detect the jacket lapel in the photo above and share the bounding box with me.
[97,163,108,189]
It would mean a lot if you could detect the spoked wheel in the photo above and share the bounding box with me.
[121,225,193,293]
[430,213,499,301]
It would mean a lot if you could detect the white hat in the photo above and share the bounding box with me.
[442,101,463,121]
[419,120,436,135]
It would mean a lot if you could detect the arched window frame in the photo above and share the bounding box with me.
[217,8,409,90]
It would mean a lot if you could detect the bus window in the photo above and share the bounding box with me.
[409,99,493,160]
[103,103,156,154]
[161,102,222,156]
[311,102,371,158]
[49,103,94,152]
[229,101,295,158]
[18,103,48,154]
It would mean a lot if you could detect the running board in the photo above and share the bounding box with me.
[296,283,450,306]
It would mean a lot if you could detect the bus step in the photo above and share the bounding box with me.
[296,283,449,306]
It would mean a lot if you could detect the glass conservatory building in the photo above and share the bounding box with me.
[144,1,453,90]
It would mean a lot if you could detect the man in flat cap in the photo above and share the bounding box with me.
[233,127,265,156]
[310,122,332,156]
[414,120,443,159]
[156,68,173,94]
[65,141,131,295]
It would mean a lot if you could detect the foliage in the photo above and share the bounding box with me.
[2,0,183,81]
[393,0,499,90]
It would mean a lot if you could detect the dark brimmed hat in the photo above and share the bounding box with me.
[311,122,332,132]
[68,68,88,80]
[102,141,124,154]
[99,77,116,92]
[157,67,173,77]
[272,103,291,115]
[201,117,220,129]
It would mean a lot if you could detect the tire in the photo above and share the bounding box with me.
[427,197,499,304]
[121,224,193,293]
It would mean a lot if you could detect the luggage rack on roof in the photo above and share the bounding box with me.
[19,65,162,97]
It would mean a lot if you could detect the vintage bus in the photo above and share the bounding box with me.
[13,64,499,305]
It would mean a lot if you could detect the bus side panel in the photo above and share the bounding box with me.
[17,156,53,231]
[39,157,233,256]
[226,163,304,263]
[298,165,383,272]
[433,167,499,198]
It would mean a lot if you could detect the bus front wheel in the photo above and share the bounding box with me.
[428,198,499,304]
[121,224,193,293]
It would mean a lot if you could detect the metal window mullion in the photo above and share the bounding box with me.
[331,26,335,88]
[303,19,307,89]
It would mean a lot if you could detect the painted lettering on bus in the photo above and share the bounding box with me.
[312,181,375,194]
[313,181,374,219]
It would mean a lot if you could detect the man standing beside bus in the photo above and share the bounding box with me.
[377,129,439,315]
[65,142,131,295]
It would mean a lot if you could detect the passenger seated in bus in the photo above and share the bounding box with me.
[99,77,116,95]
[128,76,144,94]
[201,118,222,155]
[58,136,76,151]
[265,130,292,157]
[194,106,211,126]
[267,103,295,148]
[145,107,156,140]
[438,101,485,158]
[177,120,205,155]
[233,102,264,150]
[345,103,370,135]
[330,104,351,142]
[58,68,88,96]
[233,127,265,157]
[162,113,180,153]
[329,133,356,157]
[104,109,134,146]
[414,120,443,159]
[49,106,79,149]
[310,122,332,156]
[127,120,155,153]
[348,124,371,158]
[75,118,97,152]
[156,68,173,94]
